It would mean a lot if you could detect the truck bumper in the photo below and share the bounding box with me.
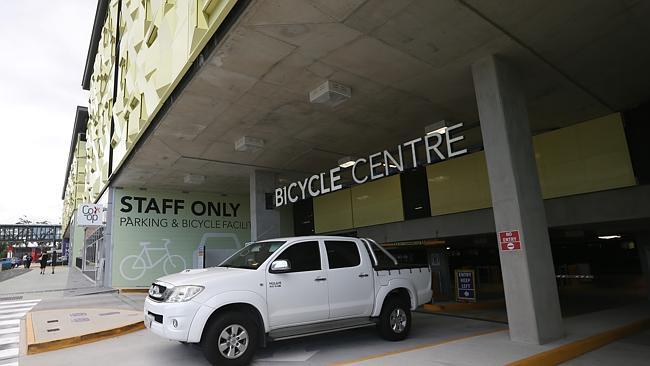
[144,297,203,342]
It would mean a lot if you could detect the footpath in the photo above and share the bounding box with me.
[0,266,146,358]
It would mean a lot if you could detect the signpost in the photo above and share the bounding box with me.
[499,230,521,251]
[455,269,476,302]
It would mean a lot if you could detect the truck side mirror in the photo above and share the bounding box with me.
[270,259,291,273]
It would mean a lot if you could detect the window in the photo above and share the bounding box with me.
[275,241,320,272]
[325,241,361,269]
[219,241,285,270]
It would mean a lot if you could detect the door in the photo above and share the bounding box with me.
[324,240,374,318]
[266,240,329,327]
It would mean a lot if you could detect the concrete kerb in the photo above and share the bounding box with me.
[506,317,650,366]
[118,288,149,294]
[25,309,145,355]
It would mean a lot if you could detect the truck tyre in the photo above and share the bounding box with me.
[377,296,411,341]
[201,311,258,366]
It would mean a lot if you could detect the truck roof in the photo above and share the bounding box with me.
[257,235,362,242]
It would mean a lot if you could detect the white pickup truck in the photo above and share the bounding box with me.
[144,236,432,366]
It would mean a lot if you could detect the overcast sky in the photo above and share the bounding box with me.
[0,1,96,224]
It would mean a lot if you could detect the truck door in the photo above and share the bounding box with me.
[324,240,374,318]
[266,240,329,327]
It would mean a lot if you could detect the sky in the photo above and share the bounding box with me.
[0,1,97,225]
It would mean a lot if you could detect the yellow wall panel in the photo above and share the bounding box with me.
[351,176,404,228]
[534,113,636,199]
[314,189,353,233]
[426,152,492,216]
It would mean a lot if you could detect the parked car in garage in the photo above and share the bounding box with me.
[145,236,433,366]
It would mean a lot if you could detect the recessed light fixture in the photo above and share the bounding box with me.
[235,136,265,152]
[184,174,206,185]
[338,156,356,168]
[425,120,450,135]
[445,246,451,250]
[309,80,352,107]
[598,235,621,240]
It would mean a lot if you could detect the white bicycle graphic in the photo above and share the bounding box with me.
[119,239,187,281]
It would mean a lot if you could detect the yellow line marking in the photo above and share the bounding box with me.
[423,300,505,313]
[330,328,507,365]
[25,313,35,345]
[27,321,145,355]
[118,288,149,294]
[506,318,650,366]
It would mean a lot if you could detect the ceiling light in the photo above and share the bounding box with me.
[445,247,451,250]
[184,174,206,185]
[425,120,450,135]
[235,136,264,152]
[598,235,621,240]
[309,80,351,107]
[338,156,356,168]
[414,206,423,210]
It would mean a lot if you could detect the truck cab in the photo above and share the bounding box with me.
[144,236,432,366]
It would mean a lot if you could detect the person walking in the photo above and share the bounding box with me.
[40,252,48,275]
[25,254,32,269]
[51,250,57,274]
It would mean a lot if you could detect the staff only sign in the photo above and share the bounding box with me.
[275,122,468,207]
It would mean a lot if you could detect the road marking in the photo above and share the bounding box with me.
[0,298,40,366]
[0,308,31,315]
[0,348,19,361]
[0,335,20,346]
[0,328,19,336]
[331,328,507,365]
[0,304,39,311]
[0,300,39,306]
[0,320,19,327]
[0,314,25,321]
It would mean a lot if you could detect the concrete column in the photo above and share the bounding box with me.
[637,233,650,300]
[472,55,563,344]
[250,170,281,241]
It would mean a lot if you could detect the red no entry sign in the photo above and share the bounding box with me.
[499,230,521,251]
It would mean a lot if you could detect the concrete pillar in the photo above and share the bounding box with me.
[472,55,563,344]
[250,170,281,241]
[637,233,650,300]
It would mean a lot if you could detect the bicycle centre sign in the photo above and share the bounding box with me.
[274,122,468,207]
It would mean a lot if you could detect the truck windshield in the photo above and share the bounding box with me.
[219,241,286,270]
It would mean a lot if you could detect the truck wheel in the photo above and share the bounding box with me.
[377,296,411,341]
[201,311,258,366]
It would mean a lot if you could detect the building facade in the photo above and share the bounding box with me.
[62,0,650,344]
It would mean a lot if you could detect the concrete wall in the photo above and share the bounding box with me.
[357,185,650,243]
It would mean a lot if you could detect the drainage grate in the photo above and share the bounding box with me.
[47,328,60,332]
[70,312,87,317]
[0,296,23,301]
[99,312,120,316]
[71,318,90,323]
[47,320,59,323]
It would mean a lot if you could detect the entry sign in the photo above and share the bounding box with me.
[455,269,476,302]
[499,230,521,251]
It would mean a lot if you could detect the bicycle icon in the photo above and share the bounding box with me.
[119,239,187,281]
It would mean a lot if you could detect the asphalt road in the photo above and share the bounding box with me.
[20,312,504,366]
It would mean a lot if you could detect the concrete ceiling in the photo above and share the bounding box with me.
[114,0,650,194]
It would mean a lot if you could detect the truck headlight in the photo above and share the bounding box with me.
[165,285,204,303]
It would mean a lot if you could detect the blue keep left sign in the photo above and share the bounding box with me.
[455,269,476,302]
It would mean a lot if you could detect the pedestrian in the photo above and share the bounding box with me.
[22,254,27,268]
[51,250,57,274]
[25,254,32,269]
[40,252,48,275]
